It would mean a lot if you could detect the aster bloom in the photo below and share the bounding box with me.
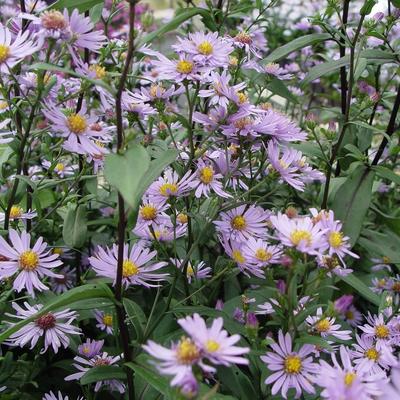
[0,229,62,296]
[134,222,187,242]
[305,308,352,341]
[65,352,125,393]
[270,213,327,255]
[43,103,110,156]
[242,237,283,268]
[173,31,233,67]
[0,205,37,221]
[316,346,385,400]
[89,243,168,288]
[136,197,171,228]
[6,302,80,354]
[359,313,393,350]
[78,338,104,358]
[42,159,76,178]
[261,330,317,399]
[214,205,268,242]
[42,391,77,400]
[189,160,231,198]
[146,169,194,202]
[50,266,75,294]
[178,313,250,367]
[0,23,40,73]
[343,305,363,327]
[64,9,106,52]
[94,310,114,334]
[380,365,400,398]
[264,63,292,80]
[352,334,397,374]
[171,259,211,283]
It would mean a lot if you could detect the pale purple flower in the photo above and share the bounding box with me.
[6,302,80,354]
[263,63,292,80]
[0,229,62,297]
[171,259,211,283]
[343,305,363,327]
[65,352,125,393]
[178,313,249,367]
[189,160,231,198]
[317,346,385,399]
[334,294,354,314]
[136,197,170,228]
[270,213,327,255]
[0,23,40,73]
[0,205,37,222]
[89,243,168,288]
[42,391,82,400]
[261,330,318,399]
[242,237,283,268]
[214,205,268,242]
[42,159,77,178]
[193,106,227,131]
[78,338,104,359]
[371,257,392,272]
[50,266,75,294]
[94,310,114,334]
[359,313,392,350]
[380,365,400,398]
[134,222,187,242]
[256,299,279,315]
[306,308,352,341]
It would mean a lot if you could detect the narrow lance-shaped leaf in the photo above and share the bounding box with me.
[341,274,381,306]
[63,204,87,248]
[81,366,126,385]
[50,0,104,12]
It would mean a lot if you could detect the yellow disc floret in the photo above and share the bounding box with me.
[159,183,178,197]
[140,205,157,221]
[255,248,272,262]
[102,314,113,326]
[232,250,245,264]
[231,215,247,230]
[365,348,379,361]
[176,60,194,74]
[0,45,10,63]
[10,205,23,219]
[375,324,389,339]
[89,64,107,79]
[197,41,213,55]
[67,114,87,134]
[284,355,302,374]
[329,231,343,248]
[122,259,139,277]
[205,340,220,352]
[177,337,200,364]
[344,372,356,386]
[19,250,39,271]
[290,230,312,246]
[199,166,214,184]
[315,318,330,333]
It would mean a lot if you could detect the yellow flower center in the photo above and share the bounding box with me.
[176,60,194,74]
[344,372,356,386]
[382,256,391,264]
[236,91,248,104]
[19,250,39,271]
[329,231,343,248]
[177,213,188,224]
[149,84,165,97]
[290,230,312,246]
[140,205,157,220]
[0,44,10,63]
[205,340,220,352]
[365,348,379,361]
[279,159,289,169]
[67,114,87,134]
[197,41,213,55]
[89,64,106,79]
[199,166,214,184]
[177,337,200,364]
[82,345,91,354]
[10,205,23,219]
[0,101,8,110]
[159,183,178,197]
[122,259,139,277]
[53,247,63,255]
[284,355,302,374]
[229,56,238,66]
[255,249,272,262]
[55,163,65,171]
[234,117,252,130]
[231,215,247,230]
[232,250,245,264]
[187,263,195,277]
[102,314,113,326]
[375,324,389,339]
[345,310,354,320]
[315,318,330,333]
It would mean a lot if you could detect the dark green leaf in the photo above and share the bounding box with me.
[51,0,103,12]
[341,274,381,306]
[63,205,87,248]
[302,56,350,86]
[123,298,147,342]
[0,284,114,343]
[262,33,331,64]
[126,363,169,395]
[372,165,400,185]
[267,77,298,103]
[81,366,126,385]
[296,334,333,351]
[332,164,375,245]
[217,366,258,400]
[360,0,378,15]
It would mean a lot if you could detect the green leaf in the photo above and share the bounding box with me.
[360,0,378,15]
[217,366,258,400]
[140,8,212,45]
[392,0,400,8]
[51,0,104,12]
[262,33,331,64]
[123,298,147,342]
[63,204,87,248]
[127,363,169,396]
[296,334,333,351]
[267,77,298,103]
[372,165,400,185]
[0,284,114,343]
[81,366,126,385]
[89,1,104,23]
[302,56,350,86]
[332,164,375,245]
[104,145,150,208]
[341,274,381,306]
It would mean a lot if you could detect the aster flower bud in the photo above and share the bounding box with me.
[304,113,317,130]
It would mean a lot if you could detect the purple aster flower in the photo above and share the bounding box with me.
[359,313,392,350]
[177,313,249,367]
[306,307,352,341]
[371,256,392,272]
[316,346,385,399]
[94,310,114,334]
[242,237,283,268]
[179,372,199,398]
[50,266,75,294]
[78,338,104,358]
[256,299,279,315]
[270,213,327,255]
[171,258,211,283]
[42,391,83,400]
[334,294,354,314]
[261,330,318,399]
[89,243,168,288]
[146,169,194,202]
[173,31,233,67]
[136,197,170,228]
[343,305,363,327]
[214,205,268,242]
[134,222,187,242]
[0,229,63,297]
[64,9,106,52]
[263,63,292,80]
[371,277,389,293]
[231,29,266,59]
[233,307,245,323]
[6,302,80,354]
[193,106,228,131]
[380,364,400,398]
[42,159,77,178]
[0,23,40,73]
[65,352,125,393]
[0,205,37,221]
[352,334,397,375]
[189,160,231,198]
